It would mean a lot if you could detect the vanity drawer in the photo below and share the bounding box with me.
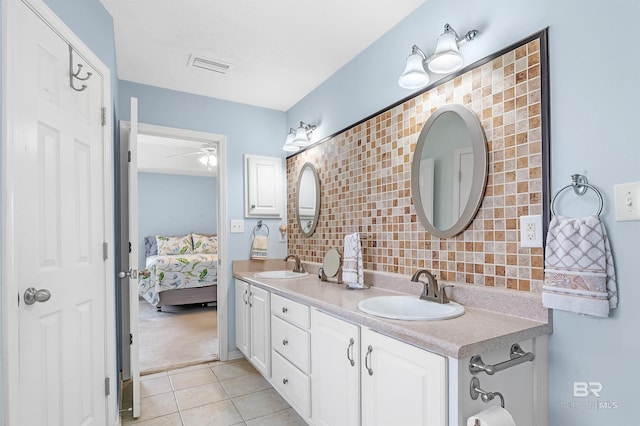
[272,350,311,418]
[271,315,310,373]
[271,293,310,329]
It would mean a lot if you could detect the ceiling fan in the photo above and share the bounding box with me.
[165,143,217,170]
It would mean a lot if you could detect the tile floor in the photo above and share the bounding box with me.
[121,358,306,426]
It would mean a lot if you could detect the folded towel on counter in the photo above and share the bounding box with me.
[343,233,364,288]
[543,215,617,318]
[250,236,268,260]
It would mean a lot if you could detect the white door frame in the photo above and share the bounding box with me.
[121,122,229,364]
[1,0,117,424]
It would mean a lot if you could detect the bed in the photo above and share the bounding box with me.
[139,233,218,311]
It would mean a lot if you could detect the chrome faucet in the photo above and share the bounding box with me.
[284,254,306,273]
[410,269,453,304]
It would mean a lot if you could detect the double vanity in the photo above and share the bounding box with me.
[233,259,551,426]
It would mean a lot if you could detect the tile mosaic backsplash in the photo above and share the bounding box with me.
[287,38,544,292]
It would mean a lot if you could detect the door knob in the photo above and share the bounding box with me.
[24,287,51,305]
[118,269,138,279]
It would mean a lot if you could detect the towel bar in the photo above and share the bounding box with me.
[469,343,534,375]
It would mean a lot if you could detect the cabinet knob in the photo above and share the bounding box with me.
[282,307,288,314]
[251,204,256,209]
[283,378,288,385]
[282,339,288,346]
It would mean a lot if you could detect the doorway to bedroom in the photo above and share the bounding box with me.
[135,128,223,375]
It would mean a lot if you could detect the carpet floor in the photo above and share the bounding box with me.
[138,298,219,375]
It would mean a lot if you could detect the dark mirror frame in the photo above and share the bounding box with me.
[288,28,550,240]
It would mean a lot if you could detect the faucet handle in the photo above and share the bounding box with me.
[438,284,454,304]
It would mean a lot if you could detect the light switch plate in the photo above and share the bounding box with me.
[230,219,244,233]
[614,182,640,221]
[520,215,543,248]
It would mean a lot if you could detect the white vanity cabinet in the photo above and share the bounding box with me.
[311,309,446,426]
[361,327,447,426]
[234,279,271,377]
[270,294,312,421]
[311,309,361,426]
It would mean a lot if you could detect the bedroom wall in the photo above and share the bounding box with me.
[137,172,218,270]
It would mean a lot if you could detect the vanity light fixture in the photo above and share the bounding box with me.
[398,23,479,90]
[292,121,317,147]
[282,128,299,152]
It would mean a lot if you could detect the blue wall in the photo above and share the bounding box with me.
[137,172,218,269]
[287,0,639,423]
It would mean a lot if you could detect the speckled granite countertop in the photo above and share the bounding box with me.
[233,260,552,359]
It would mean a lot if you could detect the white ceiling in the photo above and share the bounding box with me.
[138,134,217,177]
[100,0,427,111]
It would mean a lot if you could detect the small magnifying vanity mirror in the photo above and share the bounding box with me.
[411,104,488,238]
[320,248,343,283]
[297,162,321,237]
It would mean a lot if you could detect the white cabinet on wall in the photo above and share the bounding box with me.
[311,309,361,426]
[361,328,447,426]
[234,279,271,377]
[244,154,282,218]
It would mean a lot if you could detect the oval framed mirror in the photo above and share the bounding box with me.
[411,104,488,238]
[296,162,321,237]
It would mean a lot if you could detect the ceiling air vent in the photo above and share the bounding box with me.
[188,55,232,75]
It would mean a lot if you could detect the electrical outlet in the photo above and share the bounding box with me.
[520,215,543,248]
[525,222,536,241]
[230,219,244,233]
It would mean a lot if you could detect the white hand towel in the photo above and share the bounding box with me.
[543,215,617,318]
[467,406,516,426]
[343,233,364,288]
[250,236,268,260]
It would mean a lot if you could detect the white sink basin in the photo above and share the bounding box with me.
[254,270,309,279]
[357,295,464,321]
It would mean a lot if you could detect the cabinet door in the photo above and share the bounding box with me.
[361,328,447,426]
[311,310,360,426]
[249,285,271,377]
[234,279,250,357]
[244,154,282,217]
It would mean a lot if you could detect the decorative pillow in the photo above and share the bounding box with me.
[144,236,158,257]
[156,234,193,255]
[192,233,218,254]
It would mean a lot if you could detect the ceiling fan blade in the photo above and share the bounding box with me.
[165,151,204,158]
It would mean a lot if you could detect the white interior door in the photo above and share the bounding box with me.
[5,0,109,424]
[128,98,141,418]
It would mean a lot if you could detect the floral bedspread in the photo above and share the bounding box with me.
[139,254,218,306]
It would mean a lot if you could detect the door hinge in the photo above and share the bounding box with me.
[101,107,107,126]
[129,333,133,345]
[129,242,132,254]
[103,242,108,260]
[105,377,110,396]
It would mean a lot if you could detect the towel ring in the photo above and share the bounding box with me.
[550,174,603,217]
[253,220,269,237]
